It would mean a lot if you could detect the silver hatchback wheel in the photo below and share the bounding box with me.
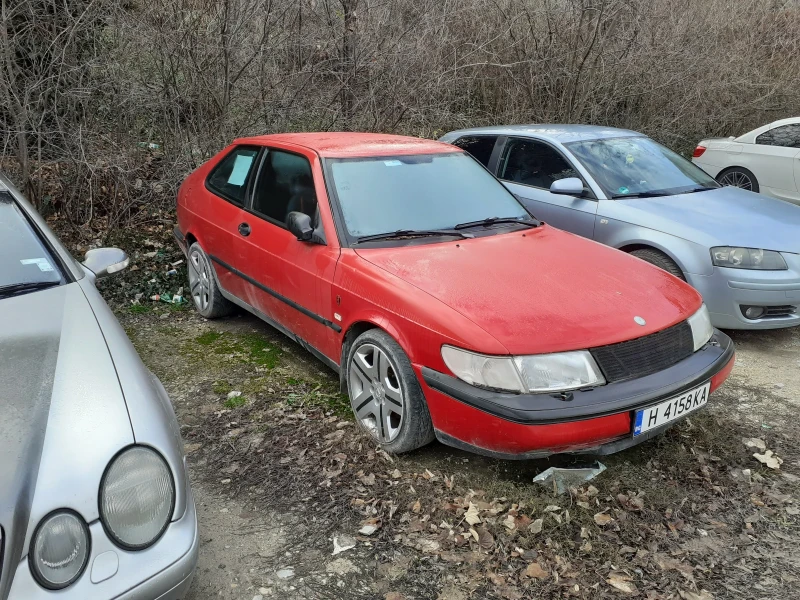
[718,169,753,191]
[349,343,404,443]
[188,248,211,312]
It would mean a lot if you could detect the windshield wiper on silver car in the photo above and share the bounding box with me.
[610,191,672,199]
[0,280,60,298]
[354,229,474,244]
[684,186,718,194]
[453,216,540,230]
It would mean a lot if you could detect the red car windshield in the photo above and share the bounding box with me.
[326,153,529,239]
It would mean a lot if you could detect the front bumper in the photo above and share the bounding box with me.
[687,261,800,330]
[8,489,198,599]
[419,330,734,459]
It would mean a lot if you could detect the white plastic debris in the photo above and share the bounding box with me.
[332,535,356,555]
[532,462,606,495]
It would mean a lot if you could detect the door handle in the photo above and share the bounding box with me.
[238,222,251,237]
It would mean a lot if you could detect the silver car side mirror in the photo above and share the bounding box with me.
[549,177,585,197]
[83,248,130,279]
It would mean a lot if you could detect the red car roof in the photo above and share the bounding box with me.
[235,132,460,158]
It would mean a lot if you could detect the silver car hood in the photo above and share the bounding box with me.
[606,187,800,252]
[0,283,133,596]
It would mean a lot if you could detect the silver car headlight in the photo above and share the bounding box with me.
[30,511,90,589]
[100,446,175,550]
[711,247,787,270]
[687,303,714,351]
[441,346,605,393]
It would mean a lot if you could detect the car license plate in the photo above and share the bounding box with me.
[633,381,710,437]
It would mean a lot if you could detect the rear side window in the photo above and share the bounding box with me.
[756,124,800,148]
[206,146,260,205]
[498,138,579,189]
[450,136,498,168]
[251,149,317,226]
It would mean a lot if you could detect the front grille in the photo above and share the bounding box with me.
[764,305,797,318]
[590,321,694,383]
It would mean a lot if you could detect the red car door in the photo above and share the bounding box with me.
[187,145,261,299]
[237,144,342,364]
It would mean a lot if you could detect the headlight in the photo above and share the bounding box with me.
[100,446,175,550]
[711,247,787,270]
[30,511,90,589]
[687,303,714,351]
[441,346,605,393]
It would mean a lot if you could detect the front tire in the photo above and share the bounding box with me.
[630,248,686,281]
[346,329,435,453]
[717,167,759,193]
[187,242,234,319]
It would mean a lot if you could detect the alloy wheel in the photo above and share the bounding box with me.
[188,249,211,312]
[718,170,752,191]
[349,343,405,443]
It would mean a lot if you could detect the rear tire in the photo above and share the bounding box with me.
[717,167,759,193]
[346,329,435,454]
[630,248,686,281]
[187,242,234,319]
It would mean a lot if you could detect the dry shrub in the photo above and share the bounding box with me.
[2,0,799,227]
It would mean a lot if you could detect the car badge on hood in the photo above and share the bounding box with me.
[634,316,646,326]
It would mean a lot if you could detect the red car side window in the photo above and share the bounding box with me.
[206,146,260,206]
[251,149,318,226]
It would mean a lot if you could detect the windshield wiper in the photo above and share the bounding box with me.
[453,216,540,230]
[684,186,718,194]
[0,280,60,298]
[610,191,671,199]
[354,229,474,244]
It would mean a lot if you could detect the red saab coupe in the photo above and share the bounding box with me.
[174,133,734,458]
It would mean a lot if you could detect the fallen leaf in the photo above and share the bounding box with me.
[742,438,766,451]
[607,572,638,594]
[465,502,482,525]
[503,514,516,530]
[753,450,783,469]
[679,591,713,600]
[385,593,407,600]
[477,526,494,550]
[359,523,380,536]
[391,469,402,479]
[523,562,549,580]
[529,518,543,534]
[360,473,376,485]
[412,499,422,513]
[594,512,614,526]
[417,539,440,553]
[544,505,561,512]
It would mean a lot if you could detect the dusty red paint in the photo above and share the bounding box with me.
[177,132,729,458]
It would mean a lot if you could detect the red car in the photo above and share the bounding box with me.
[174,133,734,458]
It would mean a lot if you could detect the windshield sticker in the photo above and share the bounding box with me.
[383,160,402,167]
[618,186,629,194]
[626,154,635,164]
[227,154,254,186]
[21,258,54,272]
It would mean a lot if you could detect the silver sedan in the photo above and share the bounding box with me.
[0,174,197,599]
[440,125,800,330]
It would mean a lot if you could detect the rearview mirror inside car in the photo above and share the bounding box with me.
[83,247,129,279]
[286,211,314,241]
[550,177,585,197]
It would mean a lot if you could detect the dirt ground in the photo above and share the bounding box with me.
[117,305,800,600]
[67,219,797,600]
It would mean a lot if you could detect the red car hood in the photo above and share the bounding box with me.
[354,226,702,355]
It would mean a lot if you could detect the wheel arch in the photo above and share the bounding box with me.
[616,241,695,278]
[339,317,416,393]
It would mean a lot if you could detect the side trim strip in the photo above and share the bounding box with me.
[208,254,342,333]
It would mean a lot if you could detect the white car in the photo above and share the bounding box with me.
[692,117,800,205]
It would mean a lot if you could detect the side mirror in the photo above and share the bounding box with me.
[83,247,130,279]
[549,177,585,197]
[286,211,314,241]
